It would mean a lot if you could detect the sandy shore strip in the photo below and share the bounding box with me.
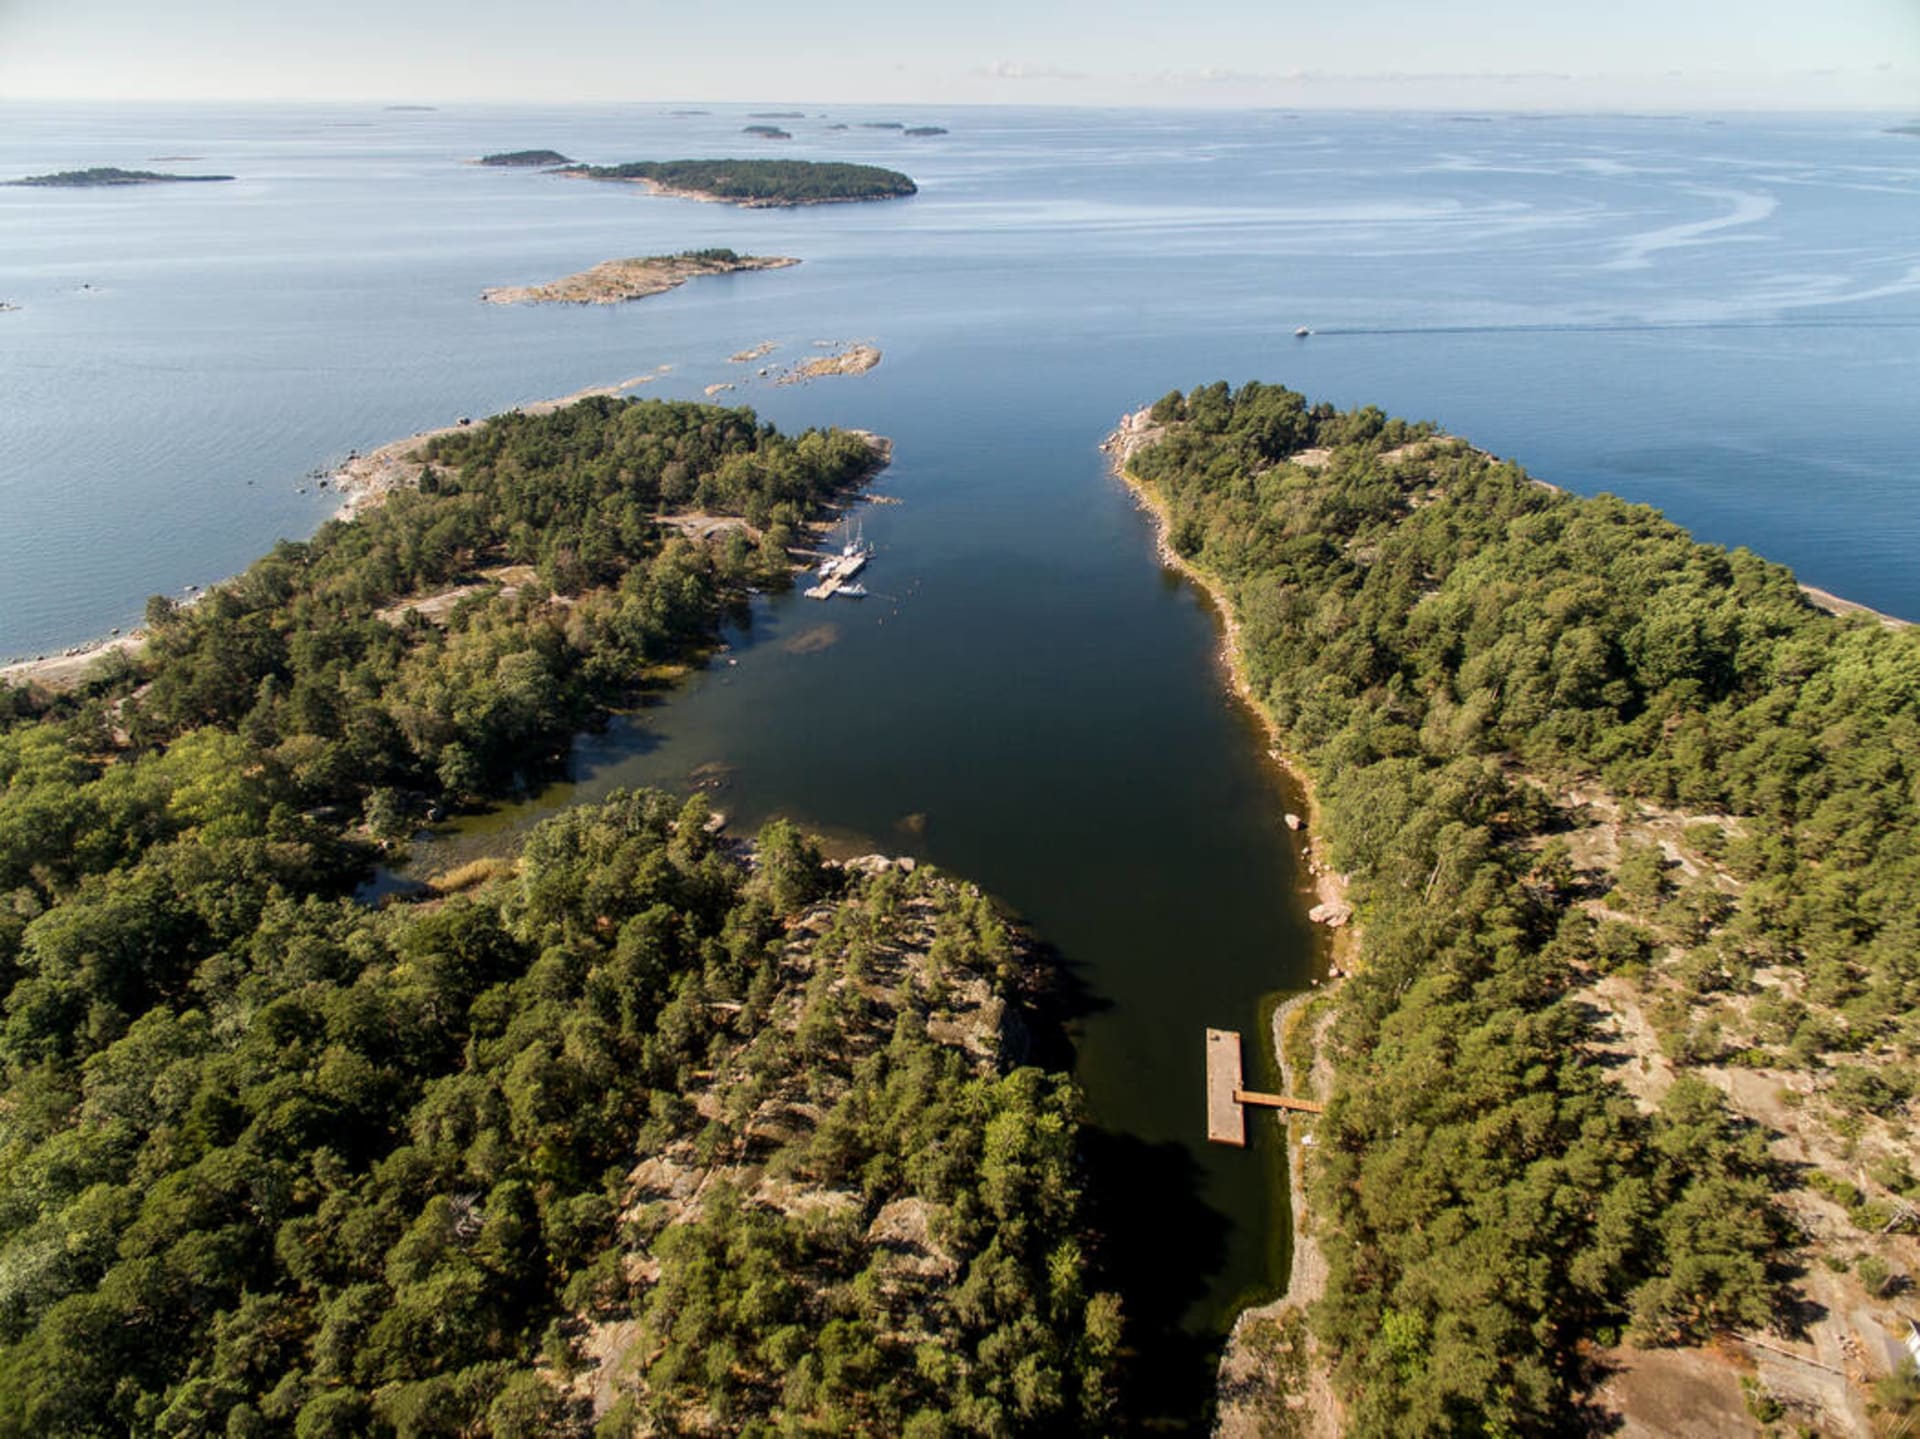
[1800,583,1912,629]
[1,633,147,694]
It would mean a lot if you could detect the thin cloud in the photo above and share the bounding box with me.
[979,60,1087,81]
[1146,66,1578,87]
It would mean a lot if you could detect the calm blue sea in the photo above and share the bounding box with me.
[3,103,1917,1367]
[4,104,1917,656]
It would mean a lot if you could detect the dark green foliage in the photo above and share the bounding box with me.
[1123,383,1920,1432]
[0,788,1113,1435]
[7,168,234,186]
[0,398,1111,1432]
[570,159,917,204]
[32,398,878,819]
[477,151,573,167]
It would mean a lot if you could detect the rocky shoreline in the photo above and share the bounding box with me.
[1104,408,1350,1438]
[481,253,798,307]
[775,343,882,385]
[1103,409,1353,931]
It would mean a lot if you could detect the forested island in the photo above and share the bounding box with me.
[7,167,234,187]
[560,159,917,207]
[1118,384,1920,1436]
[476,150,574,167]
[0,399,1127,1433]
[741,126,791,140]
[480,249,798,306]
[9,397,885,803]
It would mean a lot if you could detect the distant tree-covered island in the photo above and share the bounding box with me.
[562,158,917,207]
[475,149,574,167]
[481,248,799,306]
[7,166,235,187]
[905,126,949,137]
[741,125,791,140]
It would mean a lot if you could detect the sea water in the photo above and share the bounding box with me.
[4,102,1917,1405]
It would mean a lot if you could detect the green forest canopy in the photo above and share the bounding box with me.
[7,397,883,827]
[477,151,573,167]
[0,396,1116,1434]
[566,160,917,204]
[7,168,235,187]
[1128,382,1920,1435]
[0,783,1117,1435]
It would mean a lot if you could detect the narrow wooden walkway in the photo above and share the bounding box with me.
[1235,1088,1324,1114]
[1206,1028,1324,1146]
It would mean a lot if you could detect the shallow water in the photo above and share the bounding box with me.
[5,102,1919,1413]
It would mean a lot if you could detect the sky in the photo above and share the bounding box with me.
[1,0,1916,110]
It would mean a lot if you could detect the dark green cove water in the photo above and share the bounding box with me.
[401,356,1320,1414]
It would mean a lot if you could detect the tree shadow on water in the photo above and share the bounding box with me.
[1015,937,1107,1073]
[1080,1127,1234,1435]
[1013,934,1235,1433]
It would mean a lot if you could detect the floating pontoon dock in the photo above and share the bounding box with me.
[1205,1027,1324,1147]
[805,522,873,600]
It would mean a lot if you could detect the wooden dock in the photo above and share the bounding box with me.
[803,548,869,601]
[1206,1028,1323,1147]
[1206,1028,1246,1146]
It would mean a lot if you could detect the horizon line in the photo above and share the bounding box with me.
[2,95,1915,117]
